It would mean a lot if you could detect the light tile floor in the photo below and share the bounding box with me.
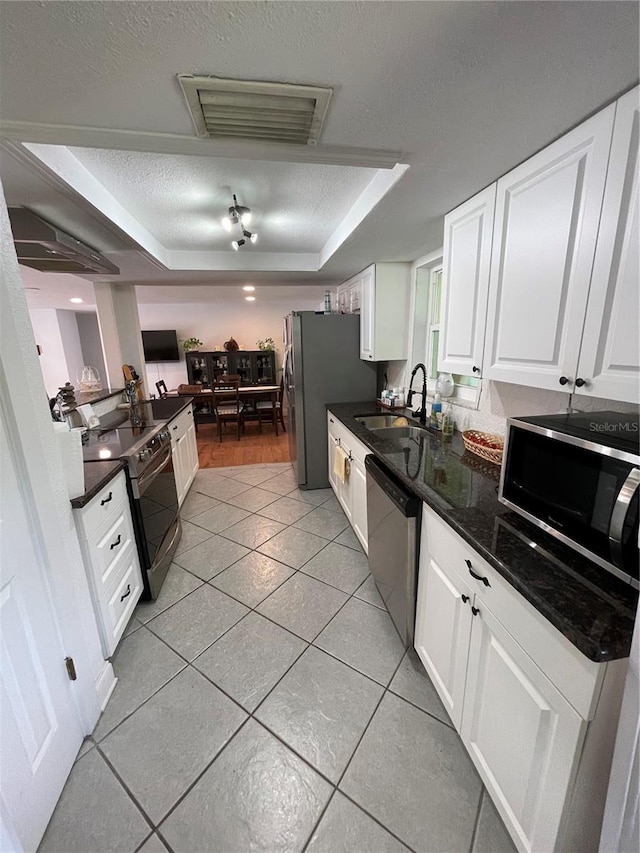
[39,462,516,853]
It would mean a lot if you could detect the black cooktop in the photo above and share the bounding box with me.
[81,425,161,462]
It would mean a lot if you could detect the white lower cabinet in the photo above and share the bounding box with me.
[73,470,143,657]
[461,601,583,853]
[170,404,199,506]
[327,411,369,553]
[415,504,627,853]
[413,549,473,729]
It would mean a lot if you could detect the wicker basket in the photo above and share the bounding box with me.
[462,430,504,465]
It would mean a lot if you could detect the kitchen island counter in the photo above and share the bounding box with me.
[327,401,638,662]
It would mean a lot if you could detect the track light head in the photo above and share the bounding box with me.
[224,194,256,249]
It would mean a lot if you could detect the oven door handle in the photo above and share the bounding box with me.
[136,446,172,494]
[609,468,640,567]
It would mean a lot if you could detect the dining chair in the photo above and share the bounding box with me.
[155,379,168,398]
[255,375,286,435]
[211,378,244,442]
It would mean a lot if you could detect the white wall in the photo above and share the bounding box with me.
[56,309,85,388]
[76,312,107,386]
[29,308,70,398]
[139,296,320,390]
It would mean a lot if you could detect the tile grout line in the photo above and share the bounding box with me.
[468,787,486,853]
[99,466,449,851]
[299,647,419,853]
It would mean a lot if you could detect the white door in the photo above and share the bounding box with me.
[483,105,615,392]
[461,602,584,853]
[350,454,368,554]
[414,550,473,730]
[0,412,84,851]
[439,184,496,376]
[359,268,375,361]
[577,86,640,404]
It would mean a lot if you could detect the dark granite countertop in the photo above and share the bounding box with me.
[63,387,125,411]
[71,460,125,509]
[148,396,194,421]
[327,401,638,662]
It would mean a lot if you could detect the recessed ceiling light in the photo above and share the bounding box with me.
[242,285,255,292]
[70,297,83,304]
[245,296,256,302]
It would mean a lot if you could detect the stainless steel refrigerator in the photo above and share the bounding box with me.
[283,312,377,489]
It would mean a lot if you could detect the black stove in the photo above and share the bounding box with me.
[82,406,180,600]
[81,405,173,479]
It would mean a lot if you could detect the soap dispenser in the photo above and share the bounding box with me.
[430,393,442,430]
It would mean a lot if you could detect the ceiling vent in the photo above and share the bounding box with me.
[177,75,332,146]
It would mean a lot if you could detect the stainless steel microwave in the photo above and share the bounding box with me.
[499,411,639,589]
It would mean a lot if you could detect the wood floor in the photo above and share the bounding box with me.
[196,422,291,467]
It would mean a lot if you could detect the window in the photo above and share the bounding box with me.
[413,261,479,405]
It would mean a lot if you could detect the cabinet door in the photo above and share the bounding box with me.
[234,353,253,385]
[461,602,584,853]
[173,434,188,506]
[414,548,474,730]
[360,268,375,361]
[577,87,640,404]
[254,351,275,384]
[184,419,199,489]
[439,185,496,376]
[349,279,361,314]
[350,454,368,554]
[337,283,350,314]
[483,106,615,392]
[327,420,352,521]
[187,353,208,385]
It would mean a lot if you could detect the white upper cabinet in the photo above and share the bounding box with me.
[483,105,616,392]
[358,263,411,361]
[439,184,496,376]
[577,86,640,404]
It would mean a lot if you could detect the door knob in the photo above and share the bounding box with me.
[559,376,570,386]
[575,378,586,388]
[472,365,481,374]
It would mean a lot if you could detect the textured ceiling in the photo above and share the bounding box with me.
[1,1,639,294]
[68,148,377,251]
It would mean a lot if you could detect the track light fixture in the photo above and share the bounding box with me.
[222,194,258,249]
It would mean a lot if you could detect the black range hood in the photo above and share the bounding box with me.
[8,207,120,275]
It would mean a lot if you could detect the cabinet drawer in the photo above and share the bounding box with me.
[90,510,136,592]
[99,551,143,656]
[76,471,128,540]
[169,406,193,443]
[423,506,602,719]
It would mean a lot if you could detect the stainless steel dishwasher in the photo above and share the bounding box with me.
[365,455,421,646]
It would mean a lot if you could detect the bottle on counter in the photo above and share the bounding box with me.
[430,393,442,429]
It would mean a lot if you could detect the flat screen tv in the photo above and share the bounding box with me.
[142,330,180,362]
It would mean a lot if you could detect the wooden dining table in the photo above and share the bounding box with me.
[170,385,281,433]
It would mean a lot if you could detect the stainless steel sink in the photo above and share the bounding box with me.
[356,414,407,429]
[369,426,429,441]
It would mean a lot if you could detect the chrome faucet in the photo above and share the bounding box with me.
[407,363,428,425]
